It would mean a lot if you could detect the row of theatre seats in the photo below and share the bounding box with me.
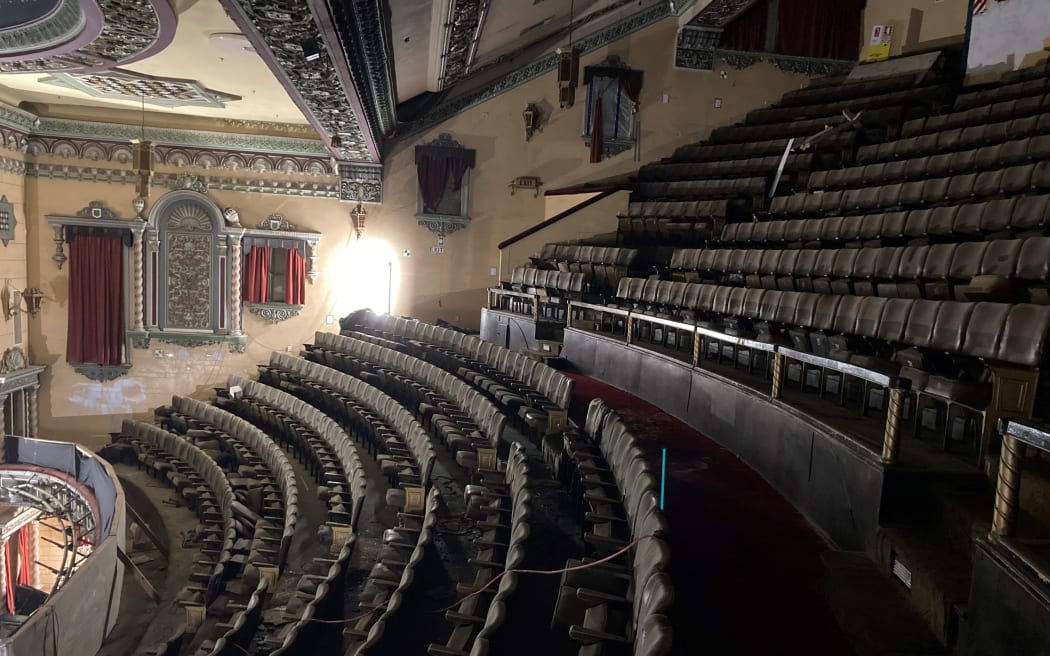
[262,350,438,490]
[667,237,1050,303]
[344,489,441,655]
[122,421,240,610]
[769,161,1050,217]
[308,330,506,462]
[856,114,1050,165]
[549,399,673,654]
[816,136,1050,193]
[166,395,300,569]
[343,311,673,655]
[117,306,671,655]
[609,277,1050,439]
[344,311,574,437]
[717,195,1050,248]
[221,375,368,530]
[428,445,532,656]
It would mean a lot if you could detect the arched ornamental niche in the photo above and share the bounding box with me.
[46,182,321,382]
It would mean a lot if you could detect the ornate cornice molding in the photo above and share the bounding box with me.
[33,117,332,158]
[688,0,759,28]
[315,0,398,146]
[399,2,670,139]
[25,163,340,198]
[0,0,178,73]
[437,0,487,89]
[0,155,26,176]
[0,102,39,133]
[716,50,854,76]
[0,127,29,154]
[27,135,334,175]
[219,0,374,163]
[675,0,760,71]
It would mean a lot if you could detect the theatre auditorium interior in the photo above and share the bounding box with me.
[7,0,1050,655]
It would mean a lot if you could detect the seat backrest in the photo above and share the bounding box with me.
[831,295,864,334]
[855,296,889,338]
[774,291,800,324]
[998,304,1050,367]
[726,287,748,317]
[950,242,989,279]
[980,239,1023,277]
[742,288,766,318]
[1017,237,1050,281]
[810,294,842,331]
[902,299,941,349]
[930,302,975,353]
[877,298,913,343]
[962,302,1011,360]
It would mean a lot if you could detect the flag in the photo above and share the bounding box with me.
[974,0,989,15]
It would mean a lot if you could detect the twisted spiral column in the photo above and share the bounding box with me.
[132,231,144,332]
[27,385,38,438]
[230,236,243,336]
[992,434,1024,539]
[771,353,785,400]
[881,387,905,464]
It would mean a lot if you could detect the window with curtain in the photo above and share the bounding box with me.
[66,231,125,366]
[415,133,476,227]
[244,243,306,305]
[582,58,643,163]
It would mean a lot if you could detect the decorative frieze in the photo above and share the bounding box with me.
[247,303,303,324]
[338,162,383,203]
[716,50,855,76]
[72,363,132,383]
[24,163,341,198]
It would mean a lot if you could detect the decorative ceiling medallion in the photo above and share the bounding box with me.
[42,69,241,108]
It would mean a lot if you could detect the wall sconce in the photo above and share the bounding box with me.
[350,201,367,240]
[523,103,539,142]
[7,288,44,319]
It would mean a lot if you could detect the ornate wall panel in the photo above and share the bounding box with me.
[165,232,212,330]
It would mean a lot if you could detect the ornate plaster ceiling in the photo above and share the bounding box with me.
[0,0,311,125]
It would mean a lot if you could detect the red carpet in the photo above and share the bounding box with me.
[566,373,855,656]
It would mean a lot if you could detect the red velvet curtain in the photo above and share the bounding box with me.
[447,158,470,192]
[720,0,769,52]
[286,249,305,305]
[620,76,642,106]
[16,528,28,586]
[417,156,450,212]
[589,98,604,164]
[4,539,13,613]
[775,0,861,60]
[244,246,269,303]
[67,233,123,366]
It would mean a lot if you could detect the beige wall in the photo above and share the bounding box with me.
[15,15,810,443]
[862,0,969,58]
[369,15,809,326]
[0,161,28,356]
[24,173,355,443]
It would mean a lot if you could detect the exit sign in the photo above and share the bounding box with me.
[431,246,444,254]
